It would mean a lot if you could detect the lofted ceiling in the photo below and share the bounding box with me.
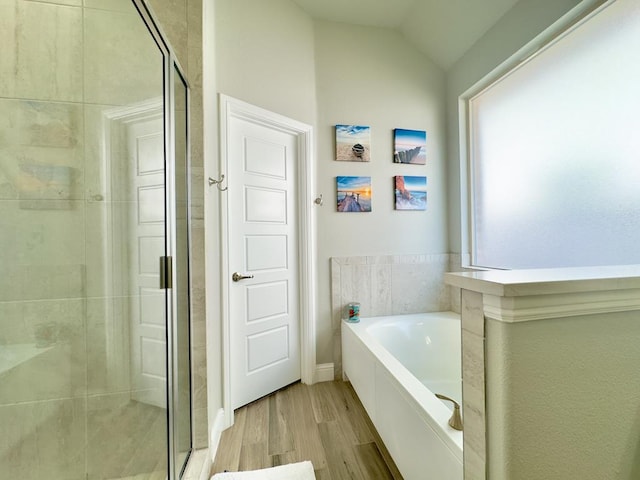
[291,0,521,70]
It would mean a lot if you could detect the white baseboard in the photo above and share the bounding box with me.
[314,363,335,383]
[209,408,225,465]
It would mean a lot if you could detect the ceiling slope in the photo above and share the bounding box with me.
[292,0,520,69]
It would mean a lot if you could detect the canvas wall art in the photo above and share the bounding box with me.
[336,176,372,212]
[335,125,371,162]
[394,128,426,164]
[395,175,427,210]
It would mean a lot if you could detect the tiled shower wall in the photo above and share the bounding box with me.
[0,1,164,476]
[0,1,206,477]
[331,254,463,378]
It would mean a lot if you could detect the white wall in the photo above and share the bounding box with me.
[445,0,584,254]
[214,0,447,366]
[214,0,317,126]
[314,21,447,363]
[213,0,319,373]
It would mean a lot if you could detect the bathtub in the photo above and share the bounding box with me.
[342,312,463,480]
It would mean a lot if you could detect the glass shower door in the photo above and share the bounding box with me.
[0,0,173,478]
[84,2,169,477]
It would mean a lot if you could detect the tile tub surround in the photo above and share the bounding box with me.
[331,254,456,379]
[445,265,640,480]
[459,290,486,480]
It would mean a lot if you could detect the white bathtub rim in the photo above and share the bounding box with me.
[343,312,463,461]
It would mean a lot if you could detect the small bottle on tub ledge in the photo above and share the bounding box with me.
[347,302,360,323]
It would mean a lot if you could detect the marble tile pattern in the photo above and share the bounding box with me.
[84,0,132,13]
[0,1,83,102]
[83,6,163,106]
[331,254,453,379]
[185,0,208,450]
[147,0,189,66]
[460,289,486,480]
[0,397,86,480]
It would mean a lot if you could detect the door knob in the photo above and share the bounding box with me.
[232,272,254,282]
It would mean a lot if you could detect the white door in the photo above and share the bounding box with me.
[126,115,167,408]
[228,113,301,409]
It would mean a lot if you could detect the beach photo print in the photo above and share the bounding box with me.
[335,124,371,162]
[394,175,427,210]
[336,176,372,212]
[393,128,426,164]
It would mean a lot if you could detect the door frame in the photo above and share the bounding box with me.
[219,94,316,427]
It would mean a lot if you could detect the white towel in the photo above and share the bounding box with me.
[210,461,316,480]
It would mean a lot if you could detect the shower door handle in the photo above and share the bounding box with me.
[232,272,254,282]
[159,256,173,289]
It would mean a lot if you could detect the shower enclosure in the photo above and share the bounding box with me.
[0,1,192,478]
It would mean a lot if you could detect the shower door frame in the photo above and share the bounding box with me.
[130,1,194,478]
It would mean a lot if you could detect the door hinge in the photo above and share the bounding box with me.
[159,256,173,289]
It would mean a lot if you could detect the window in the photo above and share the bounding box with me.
[467,0,640,270]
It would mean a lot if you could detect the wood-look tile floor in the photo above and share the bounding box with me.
[211,381,404,480]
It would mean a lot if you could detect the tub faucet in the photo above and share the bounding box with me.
[435,394,463,431]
